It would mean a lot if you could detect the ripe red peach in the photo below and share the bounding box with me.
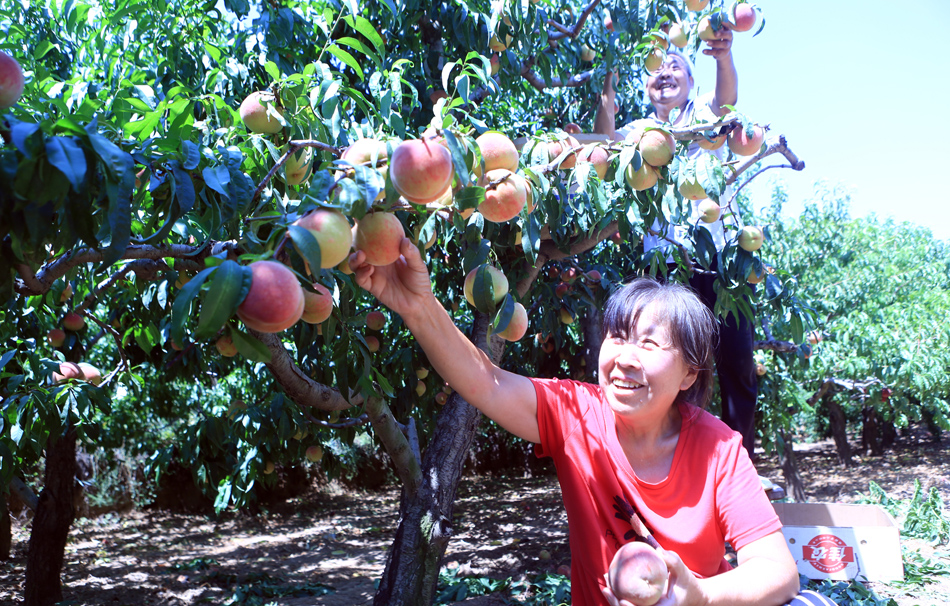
[52,362,84,383]
[366,310,387,331]
[728,125,765,156]
[389,139,454,204]
[638,129,675,167]
[63,312,85,332]
[577,145,610,179]
[464,265,509,307]
[668,23,688,48]
[678,177,706,201]
[698,200,721,223]
[686,0,709,11]
[216,335,238,357]
[292,209,352,269]
[497,302,528,341]
[365,334,380,353]
[306,445,324,462]
[625,162,658,191]
[737,226,765,252]
[729,3,757,32]
[475,131,520,176]
[697,131,727,151]
[76,363,102,386]
[302,283,334,324]
[698,16,717,41]
[479,169,527,223]
[547,136,580,169]
[236,261,305,333]
[239,91,284,134]
[354,212,406,266]
[343,138,390,167]
[0,51,25,109]
[283,146,312,186]
[608,542,669,606]
[644,47,665,73]
[48,329,66,348]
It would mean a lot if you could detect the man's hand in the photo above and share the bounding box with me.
[703,25,734,61]
[349,237,434,322]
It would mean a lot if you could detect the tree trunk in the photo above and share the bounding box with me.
[861,405,883,456]
[373,313,499,606]
[24,424,77,606]
[824,395,852,467]
[778,429,806,502]
[1,495,10,560]
[581,306,602,381]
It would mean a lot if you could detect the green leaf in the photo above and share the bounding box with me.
[443,130,471,187]
[346,16,385,56]
[454,186,484,212]
[472,264,497,315]
[230,329,273,363]
[195,261,253,340]
[327,45,364,81]
[491,294,515,335]
[45,136,87,191]
[287,224,322,274]
[170,266,216,345]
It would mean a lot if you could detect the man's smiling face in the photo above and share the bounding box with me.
[646,55,694,117]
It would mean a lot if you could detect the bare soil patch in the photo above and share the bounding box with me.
[2,429,949,606]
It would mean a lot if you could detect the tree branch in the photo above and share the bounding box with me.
[365,396,422,496]
[546,0,602,40]
[725,134,805,189]
[515,221,618,297]
[9,477,38,512]
[250,329,361,411]
[14,242,237,297]
[518,56,593,91]
[250,139,343,204]
[753,339,799,353]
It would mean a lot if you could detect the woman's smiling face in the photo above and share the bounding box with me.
[599,302,698,421]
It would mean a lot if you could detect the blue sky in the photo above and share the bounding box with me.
[691,0,950,242]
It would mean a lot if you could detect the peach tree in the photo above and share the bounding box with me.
[0,0,807,604]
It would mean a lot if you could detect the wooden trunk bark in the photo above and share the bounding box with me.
[1,495,10,560]
[24,424,77,606]
[581,306,602,381]
[778,429,806,502]
[861,406,883,456]
[373,313,499,606]
[824,395,852,467]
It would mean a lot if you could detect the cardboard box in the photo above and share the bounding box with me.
[773,502,904,582]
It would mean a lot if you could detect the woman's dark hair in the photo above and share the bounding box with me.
[602,277,718,408]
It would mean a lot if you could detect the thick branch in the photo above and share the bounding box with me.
[9,477,38,512]
[546,0,602,40]
[365,396,422,496]
[753,339,798,353]
[14,242,235,297]
[519,56,593,91]
[515,221,617,297]
[251,329,360,411]
[725,134,805,188]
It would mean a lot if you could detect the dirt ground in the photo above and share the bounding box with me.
[2,428,949,606]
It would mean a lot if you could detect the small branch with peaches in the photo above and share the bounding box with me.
[546,0,603,41]
[249,139,343,204]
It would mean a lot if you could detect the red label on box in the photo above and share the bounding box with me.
[802,534,855,573]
